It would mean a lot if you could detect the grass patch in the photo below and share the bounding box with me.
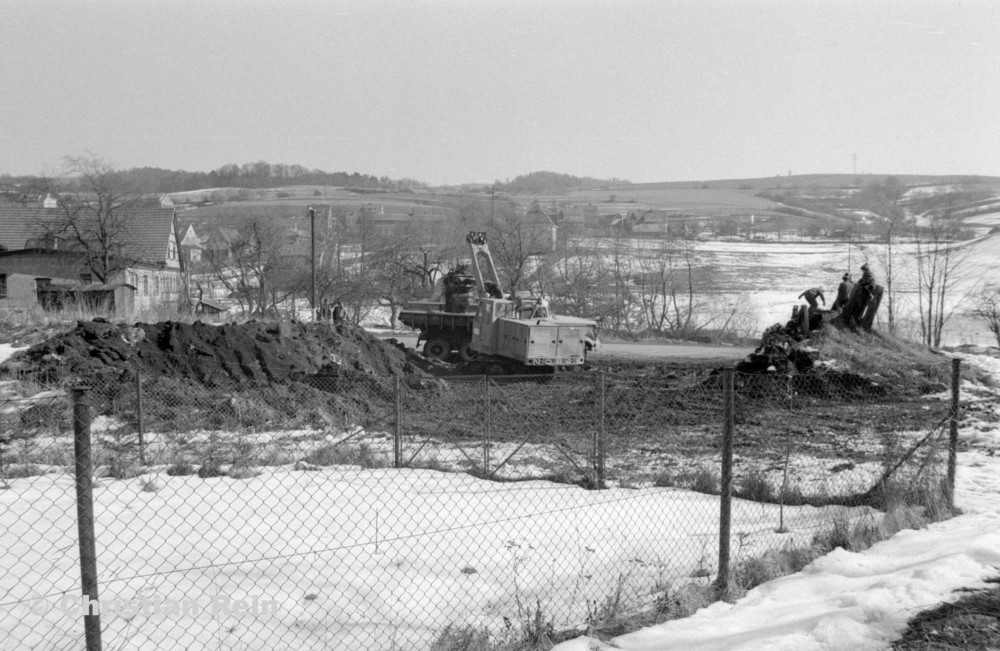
[165,462,196,476]
[733,469,775,502]
[430,624,491,651]
[815,328,962,392]
[653,466,720,494]
[227,466,262,480]
[302,443,388,469]
[1,463,44,479]
[196,460,226,479]
[891,577,1000,650]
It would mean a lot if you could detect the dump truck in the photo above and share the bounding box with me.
[397,232,599,369]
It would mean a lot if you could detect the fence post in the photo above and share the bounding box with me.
[72,387,102,651]
[594,372,606,489]
[717,368,735,594]
[483,376,491,475]
[948,358,961,509]
[393,377,402,468]
[135,364,146,466]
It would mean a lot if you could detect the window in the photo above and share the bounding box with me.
[0,274,6,298]
[35,278,51,290]
[143,277,148,295]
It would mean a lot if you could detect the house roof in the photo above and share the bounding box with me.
[0,206,177,265]
[0,207,61,250]
[524,208,557,227]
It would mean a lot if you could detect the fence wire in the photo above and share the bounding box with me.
[0,358,957,650]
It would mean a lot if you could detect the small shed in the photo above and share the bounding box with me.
[194,298,230,320]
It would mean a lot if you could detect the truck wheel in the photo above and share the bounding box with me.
[424,338,451,360]
[459,342,479,361]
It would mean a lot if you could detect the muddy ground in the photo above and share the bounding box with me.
[0,319,979,501]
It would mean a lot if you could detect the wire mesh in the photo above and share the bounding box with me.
[0,358,957,649]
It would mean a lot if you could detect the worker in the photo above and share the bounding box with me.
[332,301,345,323]
[318,298,332,323]
[831,273,854,311]
[858,263,875,289]
[797,287,826,310]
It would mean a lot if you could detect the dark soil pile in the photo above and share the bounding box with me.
[2,319,427,389]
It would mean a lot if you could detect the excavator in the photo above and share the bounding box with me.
[398,232,599,370]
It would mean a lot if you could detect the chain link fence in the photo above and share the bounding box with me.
[0,358,959,649]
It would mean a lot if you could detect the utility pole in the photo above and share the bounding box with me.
[309,206,316,322]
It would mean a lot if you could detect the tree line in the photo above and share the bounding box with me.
[1,160,427,197]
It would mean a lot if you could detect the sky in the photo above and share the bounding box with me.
[2,0,999,186]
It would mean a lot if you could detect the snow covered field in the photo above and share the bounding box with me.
[649,235,1000,347]
[0,452,879,650]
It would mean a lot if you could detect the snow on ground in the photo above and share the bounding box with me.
[0,343,28,365]
[0,452,878,649]
[553,363,1000,651]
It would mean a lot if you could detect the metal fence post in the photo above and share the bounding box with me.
[483,376,491,475]
[594,372,606,489]
[717,368,735,594]
[72,387,102,651]
[948,358,961,509]
[135,364,146,466]
[393,377,402,468]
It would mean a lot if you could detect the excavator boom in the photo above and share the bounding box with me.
[466,232,504,298]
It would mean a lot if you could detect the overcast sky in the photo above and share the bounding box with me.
[2,0,998,185]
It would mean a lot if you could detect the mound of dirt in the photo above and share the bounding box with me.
[1,319,428,389]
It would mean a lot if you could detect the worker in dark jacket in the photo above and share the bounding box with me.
[332,301,345,323]
[831,273,854,311]
[798,287,826,309]
[858,263,875,289]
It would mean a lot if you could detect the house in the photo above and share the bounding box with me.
[522,207,558,251]
[0,206,184,315]
[632,210,670,234]
[178,224,202,265]
[42,194,58,208]
[200,226,239,264]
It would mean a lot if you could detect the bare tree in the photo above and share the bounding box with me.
[635,239,705,335]
[45,154,146,283]
[486,206,551,293]
[606,232,642,334]
[913,219,977,347]
[205,217,296,317]
[856,176,908,331]
[972,286,1000,348]
[544,238,608,318]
